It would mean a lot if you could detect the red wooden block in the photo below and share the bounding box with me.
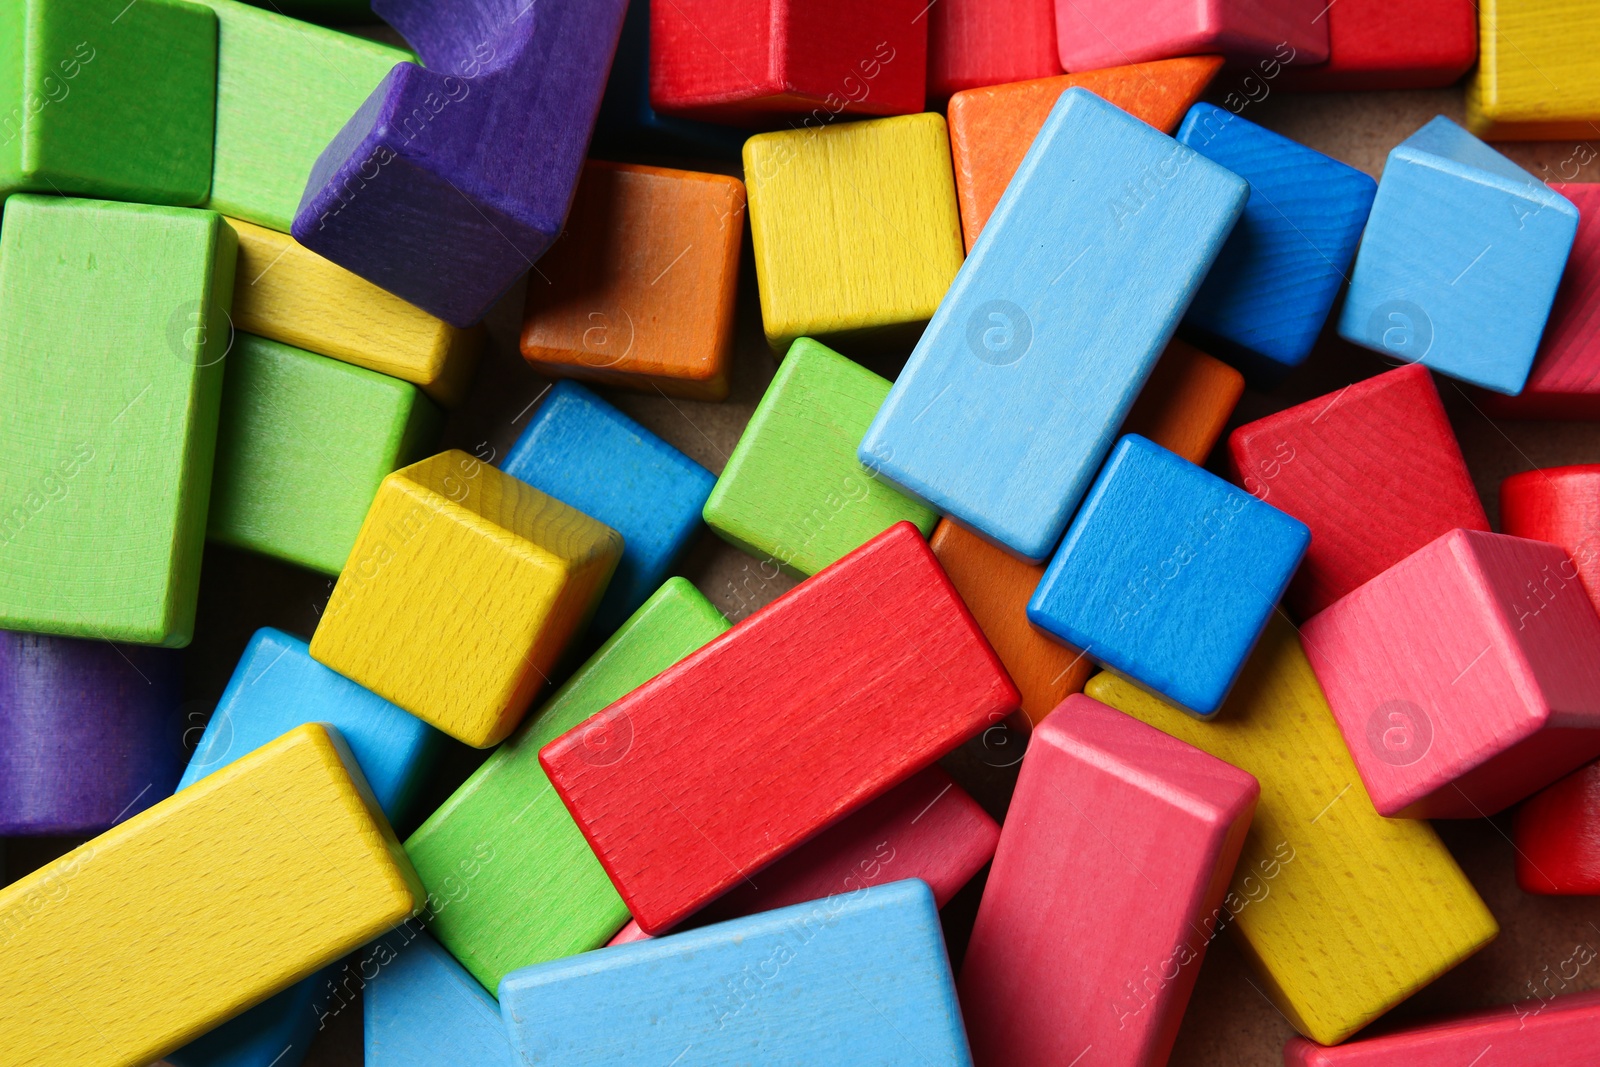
[1054,0,1328,72]
[1502,464,1600,617]
[1302,529,1600,818]
[1515,758,1600,894]
[1227,364,1488,619]
[959,695,1258,1067]
[541,522,1019,934]
[927,0,1062,102]
[1277,0,1476,91]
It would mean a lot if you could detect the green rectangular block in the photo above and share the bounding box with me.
[209,333,439,575]
[0,195,237,646]
[405,577,730,993]
[703,337,940,577]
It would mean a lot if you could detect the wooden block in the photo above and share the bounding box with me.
[520,161,744,401]
[165,978,323,1067]
[1514,759,1600,894]
[1122,338,1245,466]
[293,0,629,327]
[1029,435,1308,717]
[1086,619,1499,1046]
[226,218,482,407]
[947,57,1224,251]
[0,0,214,205]
[541,522,1018,933]
[405,578,729,991]
[0,724,424,1067]
[0,195,235,646]
[1054,0,1328,71]
[1502,464,1600,616]
[859,89,1248,562]
[1227,364,1489,618]
[310,450,623,748]
[744,114,965,353]
[927,0,1061,102]
[500,880,971,1065]
[1467,0,1600,140]
[365,931,517,1067]
[1177,105,1377,380]
[1337,116,1579,395]
[1303,528,1600,818]
[961,696,1257,1067]
[1276,0,1477,91]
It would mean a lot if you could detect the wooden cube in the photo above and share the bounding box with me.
[1467,0,1600,140]
[1502,463,1600,616]
[927,0,1061,101]
[1515,759,1600,894]
[1277,0,1477,91]
[1054,0,1328,71]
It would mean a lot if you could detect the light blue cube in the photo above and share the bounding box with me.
[366,930,518,1066]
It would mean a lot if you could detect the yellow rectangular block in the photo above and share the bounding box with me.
[1085,617,1498,1045]
[311,450,623,748]
[1467,0,1600,140]
[0,724,423,1067]
[226,218,482,405]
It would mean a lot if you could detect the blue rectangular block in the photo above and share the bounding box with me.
[499,879,972,1066]
[366,929,518,1067]
[1028,435,1309,718]
[858,88,1248,562]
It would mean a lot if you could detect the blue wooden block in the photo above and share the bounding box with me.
[858,88,1248,562]
[1337,116,1579,396]
[1176,104,1377,382]
[1027,435,1309,718]
[366,930,518,1067]
[502,381,715,641]
[499,879,972,1066]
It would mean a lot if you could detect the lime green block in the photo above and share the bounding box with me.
[406,578,730,993]
[0,0,217,205]
[704,337,940,577]
[209,333,439,575]
[0,195,237,647]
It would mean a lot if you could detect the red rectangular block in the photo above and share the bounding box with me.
[1515,757,1600,894]
[1501,464,1600,616]
[1277,0,1476,91]
[927,0,1062,102]
[542,522,1019,934]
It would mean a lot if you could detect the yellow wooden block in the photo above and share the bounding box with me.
[0,724,422,1067]
[310,450,622,748]
[1467,0,1600,140]
[743,113,965,353]
[1084,617,1497,1046]
[226,218,483,406]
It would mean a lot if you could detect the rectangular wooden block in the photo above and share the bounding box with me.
[1055,0,1328,71]
[927,0,1061,101]
[1467,0,1600,140]
[1515,758,1600,894]
[1123,338,1244,466]
[1277,0,1477,90]
[1501,462,1600,616]
[541,521,1019,933]
[364,931,517,1067]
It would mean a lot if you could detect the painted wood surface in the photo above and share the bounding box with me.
[1123,339,1245,467]
[1467,0,1600,140]
[1501,463,1600,615]
[1515,758,1600,894]
[365,931,518,1067]
[927,0,1061,101]
[1054,0,1328,71]
[1277,0,1477,91]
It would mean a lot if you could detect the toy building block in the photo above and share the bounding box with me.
[1028,435,1309,717]
[860,90,1248,562]
[927,0,1061,102]
[541,522,1018,934]
[1514,759,1600,894]
[500,880,972,1066]
[0,632,183,835]
[209,335,440,575]
[520,161,744,402]
[744,114,964,354]
[503,382,715,640]
[1337,116,1579,395]
[1054,0,1328,72]
[0,724,424,1067]
[1087,619,1498,1046]
[1277,0,1477,91]
[704,339,939,578]
[0,195,235,647]
[1177,105,1377,381]
[961,696,1258,1067]
[405,579,729,991]
[1302,528,1600,818]
[310,450,623,749]
[227,218,482,407]
[365,931,518,1067]
[1124,339,1245,466]
[1468,0,1600,140]
[293,0,629,328]
[1502,464,1600,615]
[1227,364,1489,618]
[946,57,1224,250]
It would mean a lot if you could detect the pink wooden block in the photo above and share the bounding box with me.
[1302,529,1600,818]
[958,695,1258,1067]
[1054,0,1328,73]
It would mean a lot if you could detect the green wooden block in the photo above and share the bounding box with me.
[0,195,237,647]
[703,337,940,577]
[209,333,439,575]
[0,0,217,205]
[405,578,730,992]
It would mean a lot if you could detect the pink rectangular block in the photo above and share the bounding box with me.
[1054,0,1328,72]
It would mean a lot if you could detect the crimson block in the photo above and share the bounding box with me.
[928,0,1061,101]
[1277,0,1477,91]
[1054,0,1328,72]
[1502,464,1600,616]
[1515,759,1600,894]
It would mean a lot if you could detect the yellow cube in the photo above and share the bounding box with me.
[1467,0,1600,140]
[311,450,622,747]
[743,113,965,353]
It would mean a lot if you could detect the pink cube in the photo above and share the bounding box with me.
[1054,0,1328,72]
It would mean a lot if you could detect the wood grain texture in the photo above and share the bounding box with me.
[1276,0,1477,91]
[0,724,424,1067]
[1501,463,1600,615]
[1123,338,1245,466]
[1086,620,1499,1046]
[540,522,1019,933]
[1514,758,1600,894]
[1226,364,1489,618]
[859,89,1248,562]
[743,113,965,353]
[1054,0,1328,71]
[520,161,744,401]
[1302,528,1600,818]
[0,195,235,647]
[927,0,1061,101]
[364,931,517,1067]
[310,450,623,748]
[1467,0,1600,140]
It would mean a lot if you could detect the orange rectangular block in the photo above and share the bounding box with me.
[1121,338,1245,467]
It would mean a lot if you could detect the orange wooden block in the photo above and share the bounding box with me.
[521,161,745,401]
[947,56,1225,251]
[1122,338,1245,467]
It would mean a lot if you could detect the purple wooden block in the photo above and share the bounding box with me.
[291,0,630,327]
[0,631,184,836]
